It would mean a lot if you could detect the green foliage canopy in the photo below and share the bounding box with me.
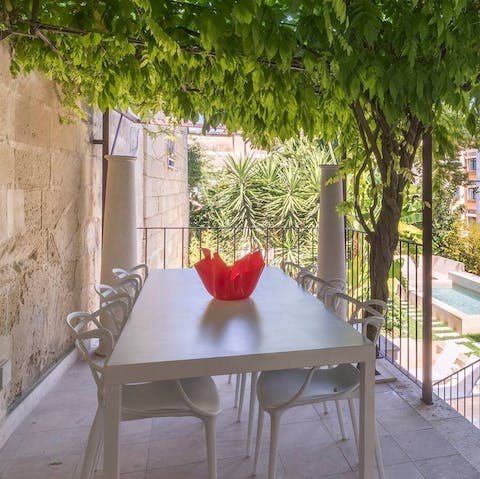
[3,0,480,304]
[2,1,480,140]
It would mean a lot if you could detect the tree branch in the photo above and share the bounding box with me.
[351,101,384,170]
[353,153,373,235]
[367,155,379,226]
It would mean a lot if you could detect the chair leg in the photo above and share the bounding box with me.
[203,415,217,479]
[374,423,385,479]
[252,407,265,475]
[268,410,283,479]
[335,399,347,440]
[322,402,328,414]
[349,400,385,478]
[348,398,359,452]
[236,373,247,422]
[234,374,241,408]
[246,372,258,457]
[78,406,104,479]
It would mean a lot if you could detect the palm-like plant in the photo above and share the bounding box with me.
[192,138,337,264]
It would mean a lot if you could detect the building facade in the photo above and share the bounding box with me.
[458,149,480,224]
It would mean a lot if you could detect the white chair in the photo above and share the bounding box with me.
[233,267,325,443]
[66,306,220,479]
[327,290,388,325]
[252,314,386,479]
[236,272,347,456]
[112,263,149,290]
[282,261,316,282]
[297,272,346,306]
[95,277,141,312]
[322,291,388,438]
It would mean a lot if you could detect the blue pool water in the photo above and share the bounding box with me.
[432,286,480,315]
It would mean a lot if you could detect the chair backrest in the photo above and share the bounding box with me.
[299,273,346,303]
[96,277,140,306]
[66,308,115,402]
[327,291,387,341]
[91,290,130,338]
[112,263,149,289]
[282,262,316,281]
[349,314,385,344]
[95,283,133,313]
[350,298,388,323]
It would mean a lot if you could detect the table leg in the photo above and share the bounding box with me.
[246,371,258,457]
[104,383,121,479]
[358,352,375,479]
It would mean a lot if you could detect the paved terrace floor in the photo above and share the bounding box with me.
[1,359,480,479]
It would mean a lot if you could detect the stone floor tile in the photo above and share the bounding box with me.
[94,471,146,479]
[16,404,96,434]
[95,441,150,474]
[8,426,90,459]
[338,434,409,469]
[280,442,353,479]
[120,419,153,446]
[272,404,321,425]
[147,434,216,469]
[430,417,480,470]
[0,453,81,479]
[376,405,431,433]
[316,473,357,479]
[392,428,458,461]
[145,461,209,479]
[415,454,480,479]
[375,389,408,411]
[219,454,287,479]
[145,454,288,479]
[277,422,352,478]
[381,461,425,479]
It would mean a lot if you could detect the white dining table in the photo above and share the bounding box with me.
[103,266,376,479]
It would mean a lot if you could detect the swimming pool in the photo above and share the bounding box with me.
[432,286,480,315]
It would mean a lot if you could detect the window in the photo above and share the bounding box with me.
[468,158,477,171]
[467,187,476,201]
[166,139,176,168]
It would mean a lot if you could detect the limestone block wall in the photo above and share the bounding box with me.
[101,111,189,268]
[141,126,189,268]
[0,44,102,422]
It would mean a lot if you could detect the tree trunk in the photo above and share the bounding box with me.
[367,184,402,346]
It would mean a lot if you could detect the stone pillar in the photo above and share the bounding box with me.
[98,155,138,354]
[317,165,346,312]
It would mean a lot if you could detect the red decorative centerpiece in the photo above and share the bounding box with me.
[194,249,265,300]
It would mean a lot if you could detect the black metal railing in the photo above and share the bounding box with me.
[345,228,424,385]
[138,226,318,269]
[434,359,480,427]
[138,225,480,426]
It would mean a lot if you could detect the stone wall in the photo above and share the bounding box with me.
[103,111,189,268]
[0,44,102,423]
[0,45,189,429]
[142,124,189,268]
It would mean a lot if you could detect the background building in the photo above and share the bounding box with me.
[458,149,480,223]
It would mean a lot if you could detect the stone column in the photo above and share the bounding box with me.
[317,165,346,313]
[98,155,138,354]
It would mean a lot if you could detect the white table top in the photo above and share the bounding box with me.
[106,267,374,384]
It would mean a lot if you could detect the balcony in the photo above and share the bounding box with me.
[2,225,480,478]
[1,358,480,478]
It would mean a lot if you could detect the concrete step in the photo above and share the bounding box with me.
[435,332,460,339]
